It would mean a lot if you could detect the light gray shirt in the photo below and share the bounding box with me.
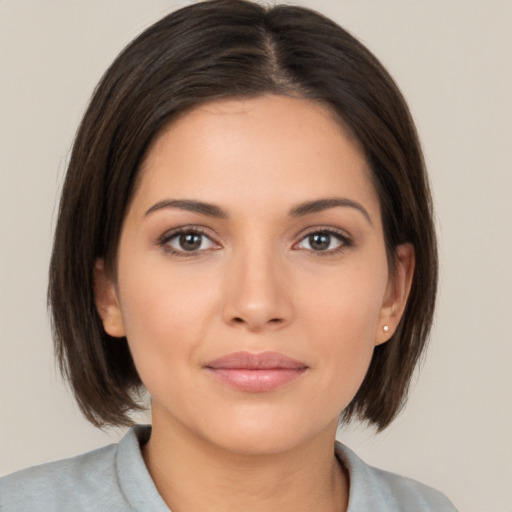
[0,425,457,511]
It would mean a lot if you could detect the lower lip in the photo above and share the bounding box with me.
[206,368,306,392]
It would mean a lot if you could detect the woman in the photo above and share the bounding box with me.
[1,0,456,510]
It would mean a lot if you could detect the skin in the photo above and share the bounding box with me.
[95,95,414,512]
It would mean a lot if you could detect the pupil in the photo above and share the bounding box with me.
[310,233,330,250]
[180,233,202,251]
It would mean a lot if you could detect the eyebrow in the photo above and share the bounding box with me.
[289,198,373,225]
[145,199,228,218]
[145,197,372,225]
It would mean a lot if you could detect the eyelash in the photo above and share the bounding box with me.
[293,227,352,256]
[157,226,352,257]
[158,227,219,257]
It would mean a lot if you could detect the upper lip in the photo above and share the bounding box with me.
[205,351,308,370]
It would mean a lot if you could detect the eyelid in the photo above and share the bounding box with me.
[157,225,221,255]
[292,226,353,253]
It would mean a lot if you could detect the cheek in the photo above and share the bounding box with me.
[116,263,218,381]
[302,260,388,344]
[309,293,379,375]
[298,264,388,401]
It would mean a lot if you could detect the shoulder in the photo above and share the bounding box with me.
[0,442,127,512]
[336,442,458,512]
[0,426,157,512]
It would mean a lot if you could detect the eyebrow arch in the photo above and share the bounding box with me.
[145,199,228,218]
[289,198,373,225]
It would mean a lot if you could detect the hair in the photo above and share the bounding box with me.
[49,0,437,430]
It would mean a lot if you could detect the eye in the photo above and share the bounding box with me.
[295,230,349,253]
[161,229,218,254]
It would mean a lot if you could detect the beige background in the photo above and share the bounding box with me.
[1,1,511,510]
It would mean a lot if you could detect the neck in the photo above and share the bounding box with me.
[142,412,348,512]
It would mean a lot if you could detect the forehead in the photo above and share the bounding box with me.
[133,95,379,217]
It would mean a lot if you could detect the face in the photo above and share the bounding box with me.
[95,95,413,455]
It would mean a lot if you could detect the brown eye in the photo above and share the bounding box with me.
[296,230,348,253]
[308,233,331,251]
[164,230,217,253]
[179,233,203,251]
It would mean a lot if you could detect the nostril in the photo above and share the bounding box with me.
[230,316,283,326]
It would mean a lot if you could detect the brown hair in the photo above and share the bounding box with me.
[49,0,437,430]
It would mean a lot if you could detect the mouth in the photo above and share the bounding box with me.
[204,351,308,392]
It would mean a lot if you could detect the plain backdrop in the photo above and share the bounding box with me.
[1,1,511,511]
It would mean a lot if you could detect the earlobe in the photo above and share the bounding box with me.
[375,243,415,346]
[93,259,126,338]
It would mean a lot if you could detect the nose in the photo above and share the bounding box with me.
[221,245,293,332]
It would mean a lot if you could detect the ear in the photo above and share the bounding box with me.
[93,259,126,338]
[375,243,415,346]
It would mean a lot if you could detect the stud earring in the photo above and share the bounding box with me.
[383,325,390,333]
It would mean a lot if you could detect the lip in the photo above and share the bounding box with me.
[204,351,308,392]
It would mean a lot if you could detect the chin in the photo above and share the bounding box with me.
[195,411,336,457]
[209,430,305,457]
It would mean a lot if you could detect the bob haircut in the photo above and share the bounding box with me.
[49,0,437,430]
